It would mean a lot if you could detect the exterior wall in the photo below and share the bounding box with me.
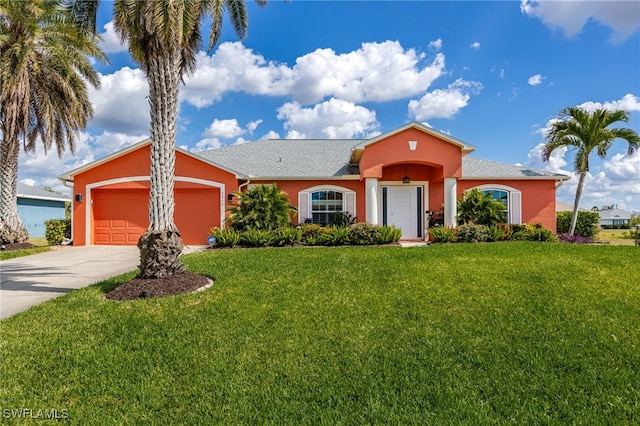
[458,179,558,231]
[17,198,66,238]
[380,163,444,213]
[359,127,463,179]
[250,179,365,224]
[72,144,237,245]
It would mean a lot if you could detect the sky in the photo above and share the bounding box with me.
[18,0,640,211]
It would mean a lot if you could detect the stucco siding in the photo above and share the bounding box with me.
[17,198,66,238]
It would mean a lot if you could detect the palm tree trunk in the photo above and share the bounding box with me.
[0,137,30,244]
[137,42,184,278]
[569,171,587,235]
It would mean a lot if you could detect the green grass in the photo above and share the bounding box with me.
[1,243,639,424]
[597,229,637,246]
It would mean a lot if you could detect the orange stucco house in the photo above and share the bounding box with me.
[59,122,568,245]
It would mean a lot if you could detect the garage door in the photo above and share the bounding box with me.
[93,187,220,245]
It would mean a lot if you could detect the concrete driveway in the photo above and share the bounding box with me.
[0,245,206,319]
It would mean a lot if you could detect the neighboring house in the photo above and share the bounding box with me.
[598,208,636,228]
[556,202,589,212]
[17,182,69,238]
[58,122,569,245]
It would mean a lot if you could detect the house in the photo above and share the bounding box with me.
[598,208,637,228]
[17,182,69,238]
[58,122,568,245]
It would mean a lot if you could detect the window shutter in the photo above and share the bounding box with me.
[510,191,522,224]
[298,191,310,224]
[344,192,356,218]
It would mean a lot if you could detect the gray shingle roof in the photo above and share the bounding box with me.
[17,182,70,201]
[462,157,568,180]
[198,139,362,178]
[598,208,636,220]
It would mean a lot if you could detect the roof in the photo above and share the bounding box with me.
[556,202,589,212]
[598,208,636,220]
[198,138,361,179]
[17,183,70,202]
[461,157,569,180]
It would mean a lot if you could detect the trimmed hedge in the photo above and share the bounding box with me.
[429,223,557,243]
[208,223,402,248]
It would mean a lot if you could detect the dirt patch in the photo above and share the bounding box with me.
[1,242,36,251]
[105,271,213,301]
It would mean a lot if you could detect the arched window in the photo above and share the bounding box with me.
[298,185,356,225]
[473,185,522,224]
[481,189,509,219]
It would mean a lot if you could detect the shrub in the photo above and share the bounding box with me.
[556,211,599,238]
[487,224,511,242]
[299,224,331,245]
[208,227,241,248]
[332,211,357,227]
[457,188,506,226]
[226,184,296,231]
[375,225,402,244]
[349,223,379,245]
[240,229,274,247]
[45,219,71,245]
[316,226,351,246]
[456,223,490,243]
[429,226,457,243]
[511,223,557,242]
[272,227,302,247]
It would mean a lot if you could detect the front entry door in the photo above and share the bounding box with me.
[383,186,423,240]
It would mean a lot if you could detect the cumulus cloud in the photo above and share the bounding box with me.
[408,79,483,121]
[528,74,545,86]
[521,0,640,43]
[19,178,36,187]
[202,119,245,139]
[578,93,640,113]
[98,21,128,54]
[182,41,446,107]
[470,41,481,49]
[277,98,380,139]
[89,67,149,135]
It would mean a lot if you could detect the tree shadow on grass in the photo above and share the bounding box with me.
[93,271,140,294]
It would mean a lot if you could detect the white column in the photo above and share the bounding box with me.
[444,177,457,227]
[365,177,379,224]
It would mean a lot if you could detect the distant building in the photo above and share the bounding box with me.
[556,202,589,212]
[598,208,636,228]
[17,183,69,238]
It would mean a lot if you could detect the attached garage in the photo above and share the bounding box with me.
[91,185,221,246]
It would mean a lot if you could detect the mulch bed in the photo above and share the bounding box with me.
[105,271,213,301]
[2,242,36,251]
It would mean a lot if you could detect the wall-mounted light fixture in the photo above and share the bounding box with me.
[227,193,234,202]
[402,165,410,184]
[75,194,83,202]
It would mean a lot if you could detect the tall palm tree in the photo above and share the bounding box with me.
[112,0,266,278]
[0,0,105,244]
[543,107,640,235]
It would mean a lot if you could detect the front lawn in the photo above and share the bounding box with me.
[1,243,638,424]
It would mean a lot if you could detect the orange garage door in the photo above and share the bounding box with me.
[93,188,219,245]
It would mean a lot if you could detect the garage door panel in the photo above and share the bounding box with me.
[93,187,219,245]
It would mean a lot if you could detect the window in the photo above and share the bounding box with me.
[311,190,343,226]
[482,189,509,217]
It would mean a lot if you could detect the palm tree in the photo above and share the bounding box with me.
[112,0,266,278]
[0,0,105,244]
[543,107,640,235]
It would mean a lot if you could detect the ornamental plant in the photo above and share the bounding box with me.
[227,184,297,232]
[457,188,506,226]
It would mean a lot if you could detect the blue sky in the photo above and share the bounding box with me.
[19,0,640,211]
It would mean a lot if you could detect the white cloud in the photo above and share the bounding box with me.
[578,93,640,113]
[470,41,480,49]
[528,74,544,86]
[408,79,483,121]
[604,151,640,183]
[19,178,36,187]
[181,41,446,107]
[193,138,222,151]
[428,38,443,51]
[98,21,128,54]
[261,130,281,140]
[521,0,640,43]
[202,119,245,139]
[277,98,380,139]
[89,67,149,134]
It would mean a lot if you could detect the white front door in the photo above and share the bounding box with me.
[384,186,423,240]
